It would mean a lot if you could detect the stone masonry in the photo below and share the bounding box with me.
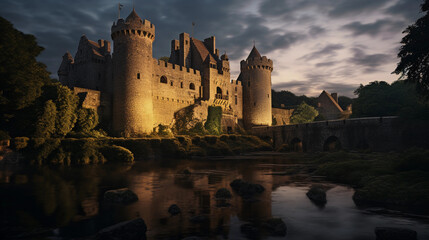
[58,8,273,136]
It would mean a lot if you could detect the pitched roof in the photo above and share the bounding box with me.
[319,90,343,112]
[126,8,142,23]
[247,46,261,59]
[192,38,216,63]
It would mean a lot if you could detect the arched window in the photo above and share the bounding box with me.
[160,76,167,84]
[190,83,195,90]
[216,87,222,95]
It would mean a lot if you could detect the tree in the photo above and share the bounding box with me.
[0,17,51,133]
[34,100,57,138]
[271,90,317,109]
[394,0,429,98]
[75,108,99,133]
[290,101,318,124]
[352,80,429,119]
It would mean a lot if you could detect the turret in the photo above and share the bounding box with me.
[240,46,273,129]
[111,8,155,136]
[58,52,74,87]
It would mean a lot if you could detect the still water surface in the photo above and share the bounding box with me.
[1,154,428,239]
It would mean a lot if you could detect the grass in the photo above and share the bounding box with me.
[312,149,429,210]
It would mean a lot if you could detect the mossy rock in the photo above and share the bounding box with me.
[100,145,134,163]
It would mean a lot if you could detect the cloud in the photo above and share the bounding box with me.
[299,44,344,61]
[308,25,326,36]
[328,0,390,17]
[385,0,423,21]
[315,61,338,68]
[342,19,406,37]
[348,48,392,72]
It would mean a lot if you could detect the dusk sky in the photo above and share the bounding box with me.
[0,0,423,97]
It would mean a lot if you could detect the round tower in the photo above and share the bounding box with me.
[241,46,273,129]
[111,9,155,136]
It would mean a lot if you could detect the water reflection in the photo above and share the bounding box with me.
[1,156,429,239]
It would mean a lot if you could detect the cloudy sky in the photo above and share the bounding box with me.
[0,0,424,97]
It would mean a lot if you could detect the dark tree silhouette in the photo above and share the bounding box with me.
[394,0,429,98]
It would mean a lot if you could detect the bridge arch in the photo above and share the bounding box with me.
[290,137,303,152]
[323,136,342,151]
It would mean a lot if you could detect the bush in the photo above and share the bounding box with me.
[395,148,429,172]
[205,106,222,135]
[100,145,134,163]
[74,108,98,133]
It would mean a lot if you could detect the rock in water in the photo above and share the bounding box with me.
[168,204,181,215]
[215,188,232,199]
[104,188,138,204]
[375,227,417,240]
[230,179,265,199]
[96,218,147,240]
[306,185,327,204]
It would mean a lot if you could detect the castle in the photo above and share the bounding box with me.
[58,8,273,136]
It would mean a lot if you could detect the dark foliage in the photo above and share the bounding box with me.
[394,0,429,99]
[352,81,429,119]
[271,90,317,109]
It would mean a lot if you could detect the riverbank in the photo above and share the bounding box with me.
[309,150,429,214]
[2,135,272,165]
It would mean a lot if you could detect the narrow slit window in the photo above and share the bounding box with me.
[137,73,140,79]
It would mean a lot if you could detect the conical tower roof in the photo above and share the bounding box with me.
[126,8,142,23]
[247,46,261,59]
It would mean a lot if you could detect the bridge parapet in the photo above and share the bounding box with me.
[252,116,429,152]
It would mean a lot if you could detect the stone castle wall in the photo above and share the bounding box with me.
[111,18,155,136]
[241,57,273,128]
[152,60,202,126]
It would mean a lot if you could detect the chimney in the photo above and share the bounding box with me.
[331,93,338,103]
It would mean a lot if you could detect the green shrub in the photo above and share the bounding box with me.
[74,108,99,133]
[100,145,134,163]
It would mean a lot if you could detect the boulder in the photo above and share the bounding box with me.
[96,218,147,240]
[230,179,265,199]
[103,188,138,204]
[168,204,181,215]
[215,188,232,199]
[375,227,417,240]
[306,185,327,205]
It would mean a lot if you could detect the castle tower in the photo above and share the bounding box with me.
[240,46,273,129]
[111,8,155,136]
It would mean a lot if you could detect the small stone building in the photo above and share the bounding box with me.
[317,91,352,120]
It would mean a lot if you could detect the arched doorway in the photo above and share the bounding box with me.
[216,87,223,99]
[323,136,342,151]
[290,137,303,152]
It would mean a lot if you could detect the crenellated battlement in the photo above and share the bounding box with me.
[111,10,155,41]
[230,79,242,86]
[156,60,200,75]
[240,57,273,72]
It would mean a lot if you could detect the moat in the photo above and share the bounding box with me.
[1,153,429,240]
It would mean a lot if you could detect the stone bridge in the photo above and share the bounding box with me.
[251,117,429,152]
